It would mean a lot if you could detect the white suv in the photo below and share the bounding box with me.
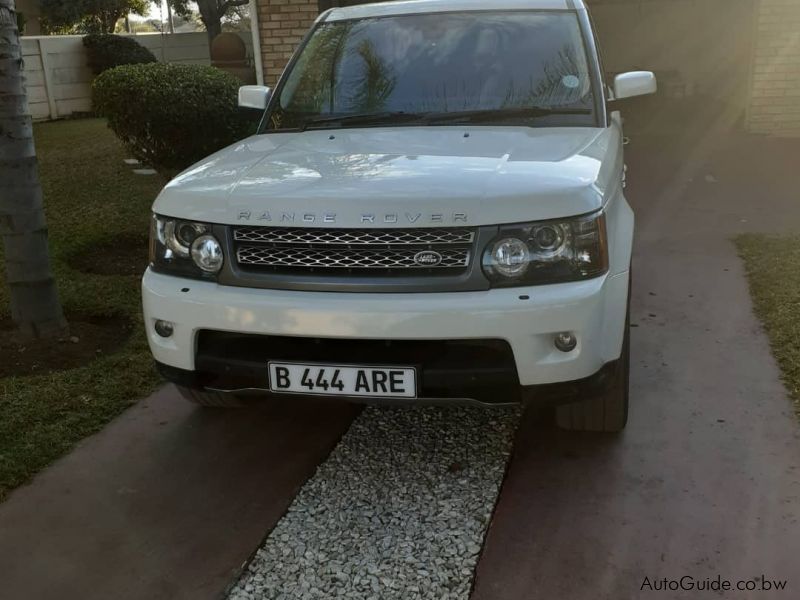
[142,0,656,431]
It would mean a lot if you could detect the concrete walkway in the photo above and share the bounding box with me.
[471,133,800,599]
[0,387,357,600]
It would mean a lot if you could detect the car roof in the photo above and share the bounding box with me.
[325,0,584,22]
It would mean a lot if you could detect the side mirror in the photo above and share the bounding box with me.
[612,71,657,100]
[238,85,272,110]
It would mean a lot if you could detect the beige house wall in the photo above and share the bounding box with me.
[748,0,800,137]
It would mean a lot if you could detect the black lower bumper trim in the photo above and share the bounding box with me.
[521,359,618,407]
[184,332,522,404]
[155,339,617,407]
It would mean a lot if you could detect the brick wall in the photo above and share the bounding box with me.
[256,0,319,85]
[748,0,800,136]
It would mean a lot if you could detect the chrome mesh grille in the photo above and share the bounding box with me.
[234,227,474,245]
[237,246,471,269]
[232,226,476,275]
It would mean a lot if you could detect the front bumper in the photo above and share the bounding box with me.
[142,268,629,403]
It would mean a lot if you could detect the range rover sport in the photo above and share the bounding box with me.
[142,0,656,431]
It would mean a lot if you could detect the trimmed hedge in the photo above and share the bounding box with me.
[93,63,253,175]
[83,34,157,76]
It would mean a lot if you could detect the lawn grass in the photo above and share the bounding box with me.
[0,119,164,500]
[736,234,800,415]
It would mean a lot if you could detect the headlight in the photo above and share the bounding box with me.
[190,234,224,273]
[482,212,608,287]
[487,237,530,278]
[149,215,224,278]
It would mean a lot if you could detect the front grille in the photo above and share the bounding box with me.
[234,227,474,245]
[232,226,477,276]
[237,246,471,269]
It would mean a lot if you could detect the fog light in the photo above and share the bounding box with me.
[154,320,174,338]
[554,332,577,352]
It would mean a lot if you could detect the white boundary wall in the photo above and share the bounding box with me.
[21,32,253,121]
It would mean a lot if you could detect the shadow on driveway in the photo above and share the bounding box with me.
[0,386,358,600]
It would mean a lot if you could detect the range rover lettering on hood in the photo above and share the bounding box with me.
[236,211,469,225]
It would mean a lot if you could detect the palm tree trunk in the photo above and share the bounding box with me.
[0,0,67,339]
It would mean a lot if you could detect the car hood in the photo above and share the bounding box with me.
[154,126,622,227]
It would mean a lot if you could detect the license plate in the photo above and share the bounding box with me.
[268,362,417,398]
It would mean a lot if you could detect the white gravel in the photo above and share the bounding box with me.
[227,405,520,600]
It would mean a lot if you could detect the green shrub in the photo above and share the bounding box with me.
[83,34,157,76]
[93,63,254,175]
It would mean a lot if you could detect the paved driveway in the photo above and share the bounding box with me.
[0,389,357,600]
[471,132,800,599]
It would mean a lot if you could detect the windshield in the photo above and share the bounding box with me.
[269,11,597,131]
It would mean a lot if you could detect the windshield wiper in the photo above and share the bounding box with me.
[298,106,591,131]
[420,106,592,124]
[300,111,425,131]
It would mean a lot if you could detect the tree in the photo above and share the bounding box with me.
[40,0,148,34]
[174,0,249,45]
[348,40,396,113]
[0,0,67,338]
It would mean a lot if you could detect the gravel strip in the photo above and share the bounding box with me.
[228,405,520,600]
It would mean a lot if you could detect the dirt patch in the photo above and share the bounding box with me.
[69,235,149,276]
[0,316,132,378]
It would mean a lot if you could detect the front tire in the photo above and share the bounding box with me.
[555,311,630,432]
[176,385,245,407]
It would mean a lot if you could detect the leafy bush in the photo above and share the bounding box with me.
[83,34,157,76]
[93,63,254,175]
